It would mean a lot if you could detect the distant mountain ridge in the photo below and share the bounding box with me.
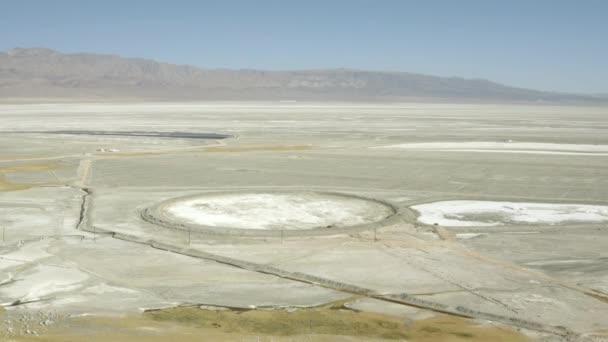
[0,47,603,103]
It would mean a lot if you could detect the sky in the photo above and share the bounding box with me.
[1,0,606,94]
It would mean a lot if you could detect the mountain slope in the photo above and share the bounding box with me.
[0,47,601,103]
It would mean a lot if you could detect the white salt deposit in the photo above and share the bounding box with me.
[456,233,485,239]
[411,200,608,227]
[163,192,393,230]
[374,142,608,156]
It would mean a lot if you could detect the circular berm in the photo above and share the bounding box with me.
[142,191,398,237]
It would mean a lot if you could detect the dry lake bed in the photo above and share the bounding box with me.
[0,102,607,341]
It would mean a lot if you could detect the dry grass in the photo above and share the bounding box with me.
[0,162,60,173]
[0,178,32,191]
[94,151,161,157]
[0,162,60,191]
[92,145,311,156]
[586,291,608,304]
[203,144,312,152]
[16,306,531,342]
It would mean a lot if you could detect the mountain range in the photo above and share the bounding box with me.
[0,47,603,103]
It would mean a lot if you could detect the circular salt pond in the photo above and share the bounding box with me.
[146,192,395,232]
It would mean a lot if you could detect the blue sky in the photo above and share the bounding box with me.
[1,0,606,93]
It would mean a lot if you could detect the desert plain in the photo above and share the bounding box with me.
[0,102,607,341]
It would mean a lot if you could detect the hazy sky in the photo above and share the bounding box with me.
[1,0,606,93]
